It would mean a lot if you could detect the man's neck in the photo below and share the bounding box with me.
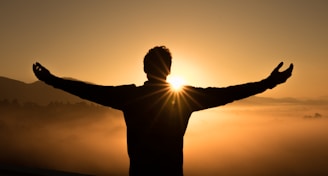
[144,79,168,86]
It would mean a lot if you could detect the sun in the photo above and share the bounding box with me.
[167,75,186,91]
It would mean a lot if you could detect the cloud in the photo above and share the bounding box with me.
[1,101,328,175]
[183,104,328,176]
[0,105,128,175]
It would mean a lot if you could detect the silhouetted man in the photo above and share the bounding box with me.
[33,46,293,176]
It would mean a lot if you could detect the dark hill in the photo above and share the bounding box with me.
[1,76,326,106]
[0,76,85,105]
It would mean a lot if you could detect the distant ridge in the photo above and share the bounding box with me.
[1,76,327,106]
[0,164,93,176]
[0,76,86,105]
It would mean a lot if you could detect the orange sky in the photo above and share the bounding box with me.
[0,0,327,98]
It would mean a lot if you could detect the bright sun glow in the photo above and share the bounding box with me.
[167,75,186,91]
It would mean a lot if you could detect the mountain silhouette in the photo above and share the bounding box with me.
[1,76,326,107]
[0,164,93,176]
[0,76,87,105]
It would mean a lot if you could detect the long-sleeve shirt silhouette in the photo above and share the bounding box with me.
[43,76,273,176]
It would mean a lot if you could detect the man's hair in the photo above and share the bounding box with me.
[143,46,172,77]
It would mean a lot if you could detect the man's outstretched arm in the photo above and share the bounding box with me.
[222,62,294,101]
[186,62,293,110]
[32,62,128,108]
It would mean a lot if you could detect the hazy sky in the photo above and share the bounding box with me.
[1,0,327,98]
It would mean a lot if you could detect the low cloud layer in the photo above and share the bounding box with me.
[1,102,328,175]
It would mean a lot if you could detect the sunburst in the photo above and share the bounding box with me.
[167,75,185,91]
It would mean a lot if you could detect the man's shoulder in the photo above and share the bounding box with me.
[115,84,137,88]
[183,85,206,91]
[112,84,137,91]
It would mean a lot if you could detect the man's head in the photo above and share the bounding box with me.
[144,46,172,82]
